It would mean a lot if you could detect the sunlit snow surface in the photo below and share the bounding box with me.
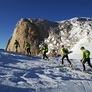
[0,49,92,92]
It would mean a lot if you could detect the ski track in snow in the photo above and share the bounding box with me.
[0,50,92,92]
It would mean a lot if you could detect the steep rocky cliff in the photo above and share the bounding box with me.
[5,18,58,55]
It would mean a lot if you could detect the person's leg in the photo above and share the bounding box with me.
[66,55,71,65]
[43,52,45,59]
[29,48,31,55]
[44,51,48,59]
[61,55,66,65]
[82,59,87,71]
[87,58,92,68]
[28,48,31,55]
[15,46,18,52]
[27,48,29,54]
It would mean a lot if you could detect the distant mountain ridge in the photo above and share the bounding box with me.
[5,17,92,56]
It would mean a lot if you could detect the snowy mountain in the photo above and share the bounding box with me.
[5,17,92,56]
[45,17,92,56]
[0,47,92,92]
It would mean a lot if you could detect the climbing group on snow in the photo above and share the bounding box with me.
[13,40,92,72]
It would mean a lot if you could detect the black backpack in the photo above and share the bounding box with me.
[63,48,68,54]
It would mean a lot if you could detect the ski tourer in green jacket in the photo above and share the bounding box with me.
[60,45,72,67]
[81,48,90,60]
[60,47,68,56]
[25,42,31,55]
[40,44,48,53]
[80,46,92,72]
[39,43,49,60]
[25,42,30,49]
[14,40,20,52]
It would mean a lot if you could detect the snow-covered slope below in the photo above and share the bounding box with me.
[0,49,92,92]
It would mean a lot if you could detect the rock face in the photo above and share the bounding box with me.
[5,18,42,54]
[5,18,58,55]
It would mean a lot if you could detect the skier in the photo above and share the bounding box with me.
[14,40,20,52]
[25,42,31,55]
[60,45,72,67]
[39,43,49,60]
[80,46,92,72]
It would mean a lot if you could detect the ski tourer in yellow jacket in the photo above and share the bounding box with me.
[60,47,68,56]
[80,46,92,72]
[40,44,48,53]
[81,48,90,60]
[60,45,72,67]
[39,43,49,60]
[14,40,20,52]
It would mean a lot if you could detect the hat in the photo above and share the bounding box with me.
[80,46,85,50]
[61,45,64,47]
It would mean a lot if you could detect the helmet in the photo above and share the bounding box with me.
[80,46,85,50]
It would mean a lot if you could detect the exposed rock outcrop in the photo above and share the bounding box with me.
[5,18,42,54]
[5,18,58,55]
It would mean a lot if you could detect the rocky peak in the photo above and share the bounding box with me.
[5,18,42,54]
[5,18,58,55]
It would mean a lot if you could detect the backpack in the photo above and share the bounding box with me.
[63,48,68,54]
[44,45,48,52]
[85,50,90,58]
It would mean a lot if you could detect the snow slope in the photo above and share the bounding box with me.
[0,49,92,92]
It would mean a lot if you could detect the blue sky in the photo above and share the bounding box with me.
[0,0,92,49]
